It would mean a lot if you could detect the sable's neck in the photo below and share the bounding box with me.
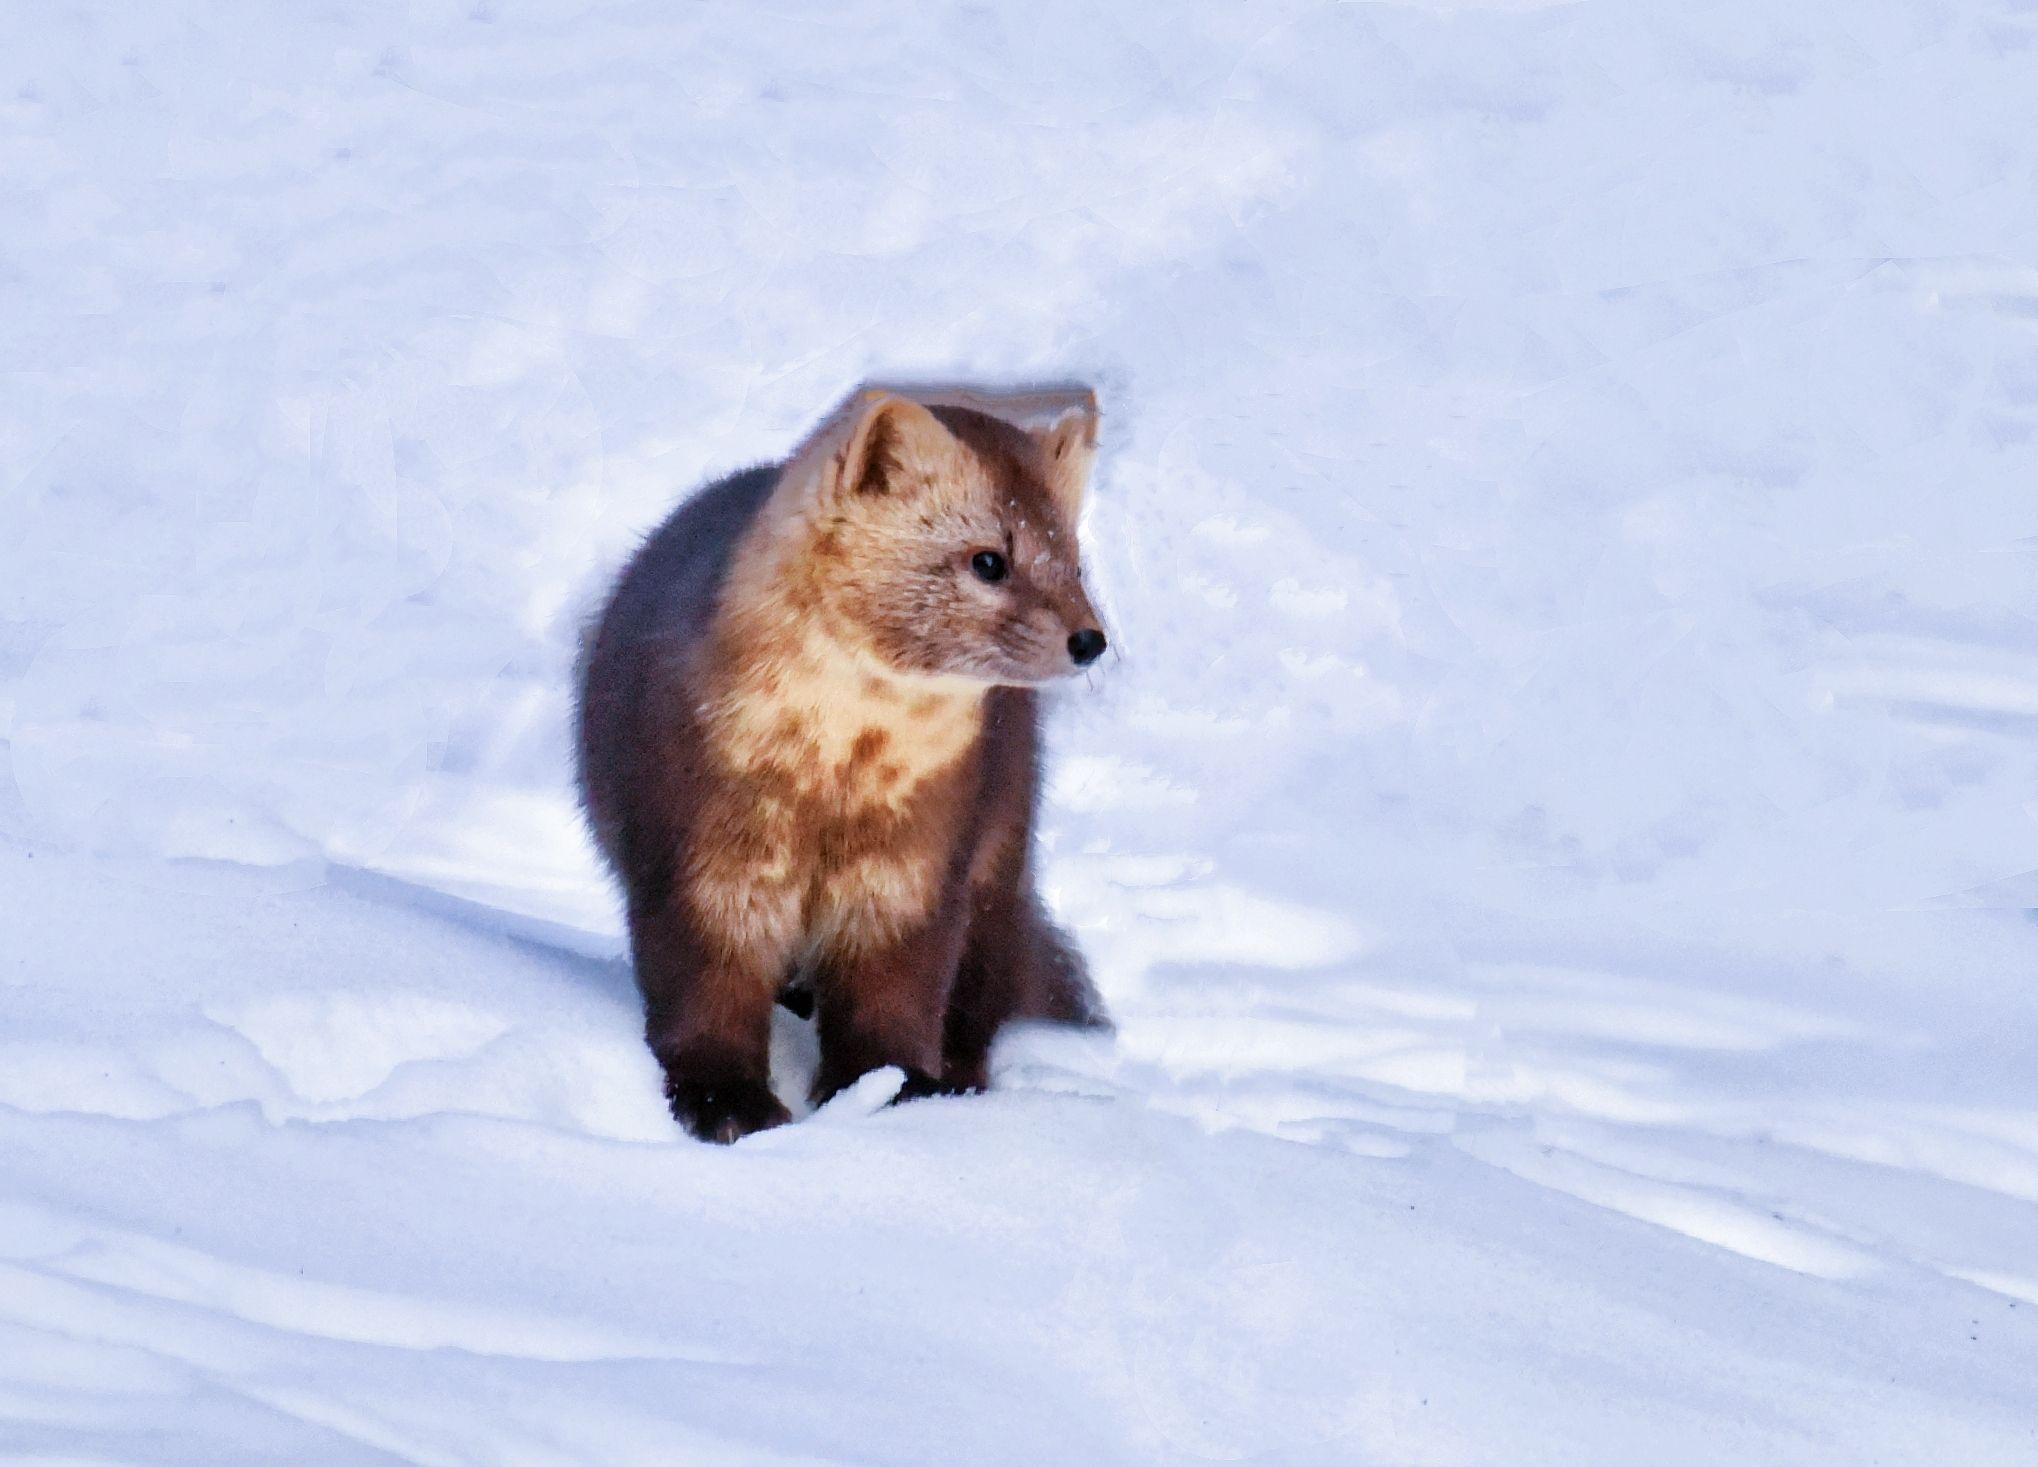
[745,610,985,721]
[703,610,987,804]
[705,526,987,809]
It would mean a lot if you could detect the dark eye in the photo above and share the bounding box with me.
[969,550,1008,584]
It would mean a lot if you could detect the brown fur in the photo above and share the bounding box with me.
[576,386,1110,1142]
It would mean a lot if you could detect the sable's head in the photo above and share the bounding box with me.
[797,390,1107,686]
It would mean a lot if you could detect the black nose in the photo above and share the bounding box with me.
[1067,628,1107,666]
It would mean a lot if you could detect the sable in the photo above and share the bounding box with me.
[576,386,1110,1142]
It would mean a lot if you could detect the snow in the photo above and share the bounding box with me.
[4,0,2037,1461]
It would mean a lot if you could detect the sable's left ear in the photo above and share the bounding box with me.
[1034,393,1098,522]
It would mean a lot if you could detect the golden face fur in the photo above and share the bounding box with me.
[761,391,1104,688]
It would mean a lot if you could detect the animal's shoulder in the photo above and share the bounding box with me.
[610,464,781,650]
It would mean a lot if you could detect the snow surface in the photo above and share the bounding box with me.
[5,0,2038,1461]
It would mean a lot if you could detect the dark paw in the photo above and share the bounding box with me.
[665,1077,792,1144]
[940,1055,989,1095]
[811,1063,962,1110]
[890,1069,981,1105]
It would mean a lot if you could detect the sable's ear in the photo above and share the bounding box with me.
[1033,394,1098,521]
[824,391,952,502]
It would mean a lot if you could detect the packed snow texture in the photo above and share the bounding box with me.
[5,1,2038,1461]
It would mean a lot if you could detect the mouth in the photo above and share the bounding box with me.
[970,656,1088,689]
[965,625,1098,687]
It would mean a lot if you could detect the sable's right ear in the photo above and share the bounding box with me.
[824,391,952,502]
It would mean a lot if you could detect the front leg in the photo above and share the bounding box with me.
[810,889,972,1108]
[629,861,799,1144]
